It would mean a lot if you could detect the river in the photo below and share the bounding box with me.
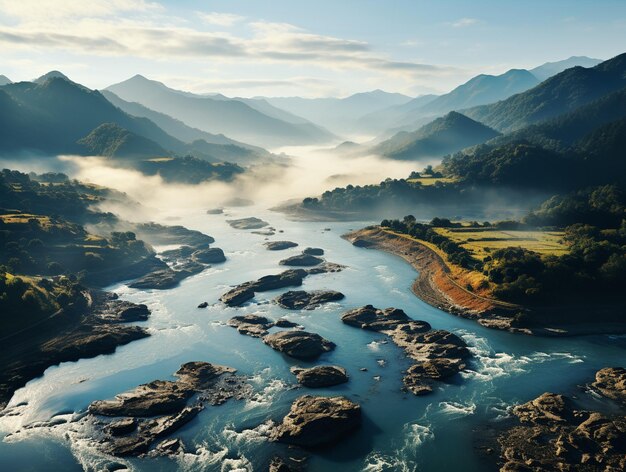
[1,206,624,471]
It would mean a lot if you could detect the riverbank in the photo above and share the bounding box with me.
[0,291,150,410]
[343,226,626,337]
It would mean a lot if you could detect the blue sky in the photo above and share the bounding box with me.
[1,0,624,97]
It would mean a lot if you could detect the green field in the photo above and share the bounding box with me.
[434,227,568,260]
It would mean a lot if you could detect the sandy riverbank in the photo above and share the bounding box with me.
[343,226,626,337]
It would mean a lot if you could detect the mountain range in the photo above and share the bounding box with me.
[360,56,602,136]
[263,90,413,135]
[463,53,626,132]
[0,74,274,166]
[105,75,336,148]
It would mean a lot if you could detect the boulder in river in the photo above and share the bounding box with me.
[206,208,224,215]
[265,241,299,251]
[303,247,324,256]
[227,314,275,337]
[280,253,324,267]
[272,395,361,447]
[226,217,269,230]
[263,330,335,360]
[290,365,349,388]
[276,290,345,310]
[192,248,226,263]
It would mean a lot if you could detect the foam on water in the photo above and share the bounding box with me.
[245,368,290,410]
[438,401,477,417]
[362,452,413,472]
[458,330,585,383]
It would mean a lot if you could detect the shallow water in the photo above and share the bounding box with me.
[1,206,625,471]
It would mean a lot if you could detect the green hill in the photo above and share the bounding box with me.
[463,53,626,132]
[78,123,168,158]
[373,111,500,160]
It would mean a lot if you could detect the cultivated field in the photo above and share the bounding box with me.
[434,227,568,260]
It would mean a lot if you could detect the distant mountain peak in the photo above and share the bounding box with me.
[530,56,603,81]
[0,74,11,86]
[34,70,70,84]
[373,111,499,160]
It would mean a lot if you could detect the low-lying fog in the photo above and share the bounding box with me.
[2,147,432,219]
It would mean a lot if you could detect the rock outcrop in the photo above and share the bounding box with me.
[290,365,349,388]
[263,331,335,360]
[226,217,269,230]
[128,262,204,290]
[88,362,249,457]
[220,264,346,307]
[265,241,299,251]
[220,269,307,307]
[227,314,275,338]
[280,254,324,267]
[591,367,626,404]
[303,247,324,256]
[498,388,626,471]
[341,305,469,395]
[191,248,226,264]
[276,290,345,310]
[272,395,361,447]
[0,291,152,410]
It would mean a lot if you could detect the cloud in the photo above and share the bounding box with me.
[197,12,245,27]
[449,18,479,28]
[0,0,161,22]
[0,4,463,91]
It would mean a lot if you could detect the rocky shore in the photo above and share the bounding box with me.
[344,227,626,337]
[343,227,521,328]
[341,305,470,395]
[0,291,151,409]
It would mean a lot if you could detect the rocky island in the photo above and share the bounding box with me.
[290,365,349,388]
[276,290,345,310]
[227,217,270,230]
[272,395,361,447]
[263,330,335,360]
[87,361,250,456]
[341,305,470,395]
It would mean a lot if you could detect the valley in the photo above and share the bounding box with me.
[0,13,625,470]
